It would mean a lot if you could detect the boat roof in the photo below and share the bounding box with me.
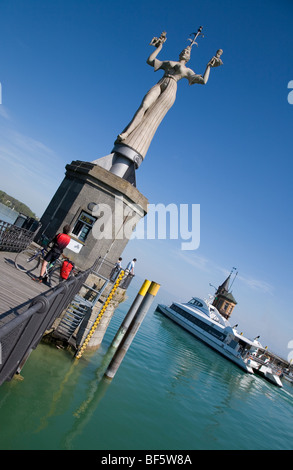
[178,297,230,328]
[233,331,264,348]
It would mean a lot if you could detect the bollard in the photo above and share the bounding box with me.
[104,281,160,380]
[110,279,151,349]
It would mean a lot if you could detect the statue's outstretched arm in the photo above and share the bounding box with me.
[147,43,163,68]
[196,65,211,85]
[188,72,207,85]
[188,49,223,85]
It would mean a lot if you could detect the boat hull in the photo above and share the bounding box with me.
[157,304,253,374]
[247,359,283,387]
[257,365,283,388]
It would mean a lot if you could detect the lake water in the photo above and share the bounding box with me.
[0,202,18,224]
[0,276,292,451]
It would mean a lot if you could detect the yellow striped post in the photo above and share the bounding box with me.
[110,279,151,350]
[104,281,160,380]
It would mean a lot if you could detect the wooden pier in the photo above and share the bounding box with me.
[0,250,48,327]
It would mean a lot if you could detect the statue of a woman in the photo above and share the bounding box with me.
[116,31,223,160]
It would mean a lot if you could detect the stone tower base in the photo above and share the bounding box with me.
[37,160,148,270]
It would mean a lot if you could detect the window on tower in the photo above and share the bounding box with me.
[72,211,97,243]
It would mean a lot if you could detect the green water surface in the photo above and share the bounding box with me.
[0,286,292,450]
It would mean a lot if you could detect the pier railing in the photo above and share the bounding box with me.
[0,254,135,386]
[0,260,99,387]
[0,219,40,252]
[93,256,135,288]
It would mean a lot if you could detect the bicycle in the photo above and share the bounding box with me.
[14,246,63,287]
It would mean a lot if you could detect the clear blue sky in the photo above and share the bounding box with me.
[0,0,293,357]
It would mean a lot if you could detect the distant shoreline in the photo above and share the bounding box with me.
[0,189,36,219]
[0,202,19,224]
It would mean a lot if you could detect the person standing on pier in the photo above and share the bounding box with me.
[35,225,71,282]
[126,258,137,275]
[110,257,123,281]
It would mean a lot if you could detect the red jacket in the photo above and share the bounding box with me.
[52,233,70,253]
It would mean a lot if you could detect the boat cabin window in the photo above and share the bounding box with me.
[188,299,203,308]
[237,340,251,355]
[227,339,239,350]
[170,304,226,342]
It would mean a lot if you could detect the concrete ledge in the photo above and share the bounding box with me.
[66,161,148,213]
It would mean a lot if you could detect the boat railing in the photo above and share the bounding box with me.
[249,355,282,374]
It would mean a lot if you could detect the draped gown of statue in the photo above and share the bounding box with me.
[117,55,206,159]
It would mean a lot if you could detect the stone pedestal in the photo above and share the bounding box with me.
[37,160,148,270]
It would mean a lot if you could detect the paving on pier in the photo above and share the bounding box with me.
[0,250,48,327]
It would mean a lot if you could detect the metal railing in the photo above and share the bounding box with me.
[51,259,134,344]
[90,257,135,292]
[0,260,99,387]
[0,219,41,252]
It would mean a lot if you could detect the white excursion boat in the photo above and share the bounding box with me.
[156,297,264,374]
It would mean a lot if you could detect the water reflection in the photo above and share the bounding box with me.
[63,376,111,449]
[61,343,120,449]
[36,358,82,432]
